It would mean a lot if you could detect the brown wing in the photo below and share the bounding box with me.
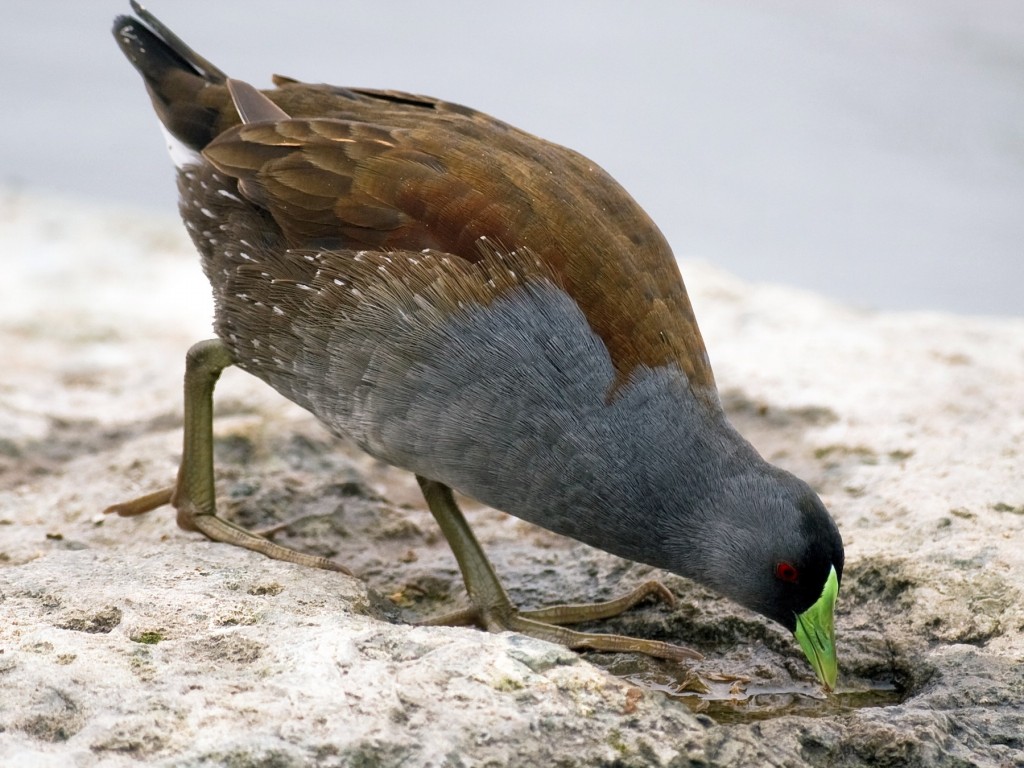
[200,79,716,399]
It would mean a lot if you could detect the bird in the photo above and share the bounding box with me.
[108,1,844,690]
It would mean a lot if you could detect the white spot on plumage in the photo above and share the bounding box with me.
[272,306,285,316]
[216,189,242,203]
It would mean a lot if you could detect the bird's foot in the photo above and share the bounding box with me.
[104,480,352,575]
[104,339,351,576]
[420,580,701,662]
[416,476,700,662]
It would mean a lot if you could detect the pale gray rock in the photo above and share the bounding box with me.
[1,192,1022,766]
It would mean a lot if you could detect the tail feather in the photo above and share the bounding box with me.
[113,1,228,152]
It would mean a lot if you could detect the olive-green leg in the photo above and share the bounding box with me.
[105,339,350,575]
[416,477,701,662]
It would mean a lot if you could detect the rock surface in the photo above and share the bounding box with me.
[1,192,1022,767]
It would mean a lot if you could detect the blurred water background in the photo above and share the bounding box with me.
[2,0,1021,315]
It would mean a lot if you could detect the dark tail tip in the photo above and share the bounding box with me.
[113,3,229,151]
[113,3,226,87]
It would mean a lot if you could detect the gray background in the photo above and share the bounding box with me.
[3,0,1021,315]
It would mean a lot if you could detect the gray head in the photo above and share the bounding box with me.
[678,468,843,625]
[665,463,844,687]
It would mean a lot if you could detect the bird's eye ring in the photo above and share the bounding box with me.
[775,561,799,583]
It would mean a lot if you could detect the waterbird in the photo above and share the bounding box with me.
[109,1,844,689]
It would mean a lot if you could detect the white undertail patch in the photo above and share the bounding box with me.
[159,124,203,169]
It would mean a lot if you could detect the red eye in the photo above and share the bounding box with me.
[776,561,799,583]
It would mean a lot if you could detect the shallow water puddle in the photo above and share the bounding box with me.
[598,657,902,722]
[636,675,901,722]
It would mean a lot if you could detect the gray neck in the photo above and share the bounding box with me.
[441,364,759,576]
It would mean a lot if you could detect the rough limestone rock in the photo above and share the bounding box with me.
[1,192,1022,767]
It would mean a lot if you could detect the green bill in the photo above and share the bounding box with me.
[794,564,839,691]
